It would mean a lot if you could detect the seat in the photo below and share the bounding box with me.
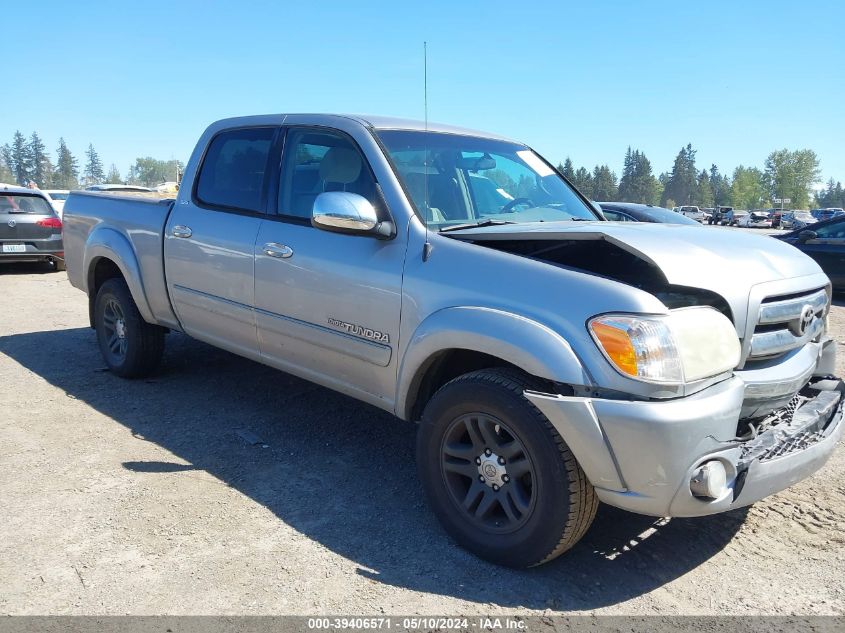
[290,146,373,218]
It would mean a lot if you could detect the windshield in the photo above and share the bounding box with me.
[377,130,598,229]
[0,194,54,214]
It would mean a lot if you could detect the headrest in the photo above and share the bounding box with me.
[319,147,362,184]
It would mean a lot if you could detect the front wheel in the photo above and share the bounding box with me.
[94,278,165,378]
[417,369,597,567]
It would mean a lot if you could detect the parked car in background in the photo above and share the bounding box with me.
[781,211,817,231]
[0,184,64,270]
[767,209,783,228]
[42,189,70,217]
[725,209,749,226]
[811,208,845,222]
[677,205,706,222]
[85,184,153,193]
[700,207,715,222]
[737,210,772,228]
[709,206,733,225]
[778,215,845,290]
[598,202,700,225]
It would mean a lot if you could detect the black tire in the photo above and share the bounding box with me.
[94,278,165,378]
[417,368,597,567]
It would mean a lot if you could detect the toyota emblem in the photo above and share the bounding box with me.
[798,305,815,335]
[7,219,15,228]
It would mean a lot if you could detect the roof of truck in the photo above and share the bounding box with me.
[211,114,516,142]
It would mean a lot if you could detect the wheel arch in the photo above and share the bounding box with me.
[397,306,591,421]
[83,228,155,328]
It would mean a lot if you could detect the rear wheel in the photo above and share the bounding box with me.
[94,278,165,378]
[417,368,597,567]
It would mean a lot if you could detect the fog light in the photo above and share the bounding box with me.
[690,460,728,499]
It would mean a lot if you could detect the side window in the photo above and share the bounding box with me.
[195,127,276,213]
[279,128,379,221]
[814,220,845,239]
[603,210,634,221]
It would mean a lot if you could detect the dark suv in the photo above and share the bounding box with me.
[0,185,65,271]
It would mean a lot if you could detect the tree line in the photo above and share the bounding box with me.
[2,128,842,210]
[558,145,843,210]
[0,130,183,189]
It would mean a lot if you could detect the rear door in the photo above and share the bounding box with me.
[164,126,279,358]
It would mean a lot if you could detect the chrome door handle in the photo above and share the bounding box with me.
[262,242,293,259]
[171,225,192,238]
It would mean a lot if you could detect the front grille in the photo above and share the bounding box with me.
[757,430,826,461]
[747,288,828,360]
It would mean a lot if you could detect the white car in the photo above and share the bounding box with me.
[42,189,70,218]
[738,211,772,228]
[677,205,706,223]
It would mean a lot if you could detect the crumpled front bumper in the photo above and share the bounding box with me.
[526,366,843,518]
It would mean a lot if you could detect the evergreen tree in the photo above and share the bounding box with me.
[28,132,53,188]
[560,157,575,181]
[0,144,14,183]
[572,166,593,198]
[54,138,80,189]
[83,144,105,185]
[618,148,659,204]
[696,169,714,207]
[661,144,698,206]
[591,164,618,201]
[816,179,845,208]
[11,131,31,185]
[709,164,731,206]
[106,163,122,183]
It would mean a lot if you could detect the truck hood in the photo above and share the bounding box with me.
[450,221,829,331]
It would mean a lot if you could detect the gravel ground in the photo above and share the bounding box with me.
[0,261,843,616]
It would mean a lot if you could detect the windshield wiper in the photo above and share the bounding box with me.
[439,219,516,233]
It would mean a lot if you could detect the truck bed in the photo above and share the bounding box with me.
[63,191,178,328]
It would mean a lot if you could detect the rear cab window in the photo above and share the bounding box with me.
[195,127,276,213]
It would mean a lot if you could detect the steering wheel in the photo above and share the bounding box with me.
[501,197,535,213]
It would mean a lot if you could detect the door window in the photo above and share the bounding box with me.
[278,128,380,221]
[813,220,845,239]
[195,127,276,213]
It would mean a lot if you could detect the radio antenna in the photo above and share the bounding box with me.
[422,41,433,262]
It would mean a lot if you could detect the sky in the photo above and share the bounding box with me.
[2,0,843,185]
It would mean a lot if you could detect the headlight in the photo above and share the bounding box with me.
[589,308,740,384]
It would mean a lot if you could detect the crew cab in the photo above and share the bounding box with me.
[63,114,843,568]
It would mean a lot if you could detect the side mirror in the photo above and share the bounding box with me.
[312,192,393,238]
[798,230,817,243]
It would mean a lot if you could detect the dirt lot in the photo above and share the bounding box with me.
[1,261,843,616]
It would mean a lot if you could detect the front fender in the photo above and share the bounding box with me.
[396,306,592,420]
[84,227,155,324]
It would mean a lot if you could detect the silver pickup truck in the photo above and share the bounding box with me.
[63,114,843,568]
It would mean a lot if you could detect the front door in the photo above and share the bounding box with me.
[165,126,278,358]
[254,127,406,406]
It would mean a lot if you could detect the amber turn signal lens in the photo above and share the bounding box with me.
[590,321,638,377]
